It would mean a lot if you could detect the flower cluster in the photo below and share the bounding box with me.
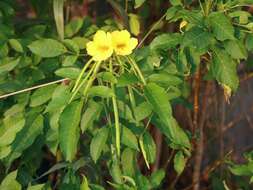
[86,30,138,61]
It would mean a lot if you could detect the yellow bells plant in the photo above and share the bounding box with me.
[70,29,145,157]
[86,30,113,61]
[111,30,138,56]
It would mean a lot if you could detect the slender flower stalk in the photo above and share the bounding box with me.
[82,61,102,97]
[109,59,121,157]
[127,56,146,85]
[72,58,93,93]
[69,62,97,103]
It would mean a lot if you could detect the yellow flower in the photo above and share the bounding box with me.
[86,30,113,61]
[111,30,138,56]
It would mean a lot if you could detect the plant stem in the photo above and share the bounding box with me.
[127,56,146,85]
[139,135,150,169]
[198,0,205,16]
[125,0,128,13]
[82,61,102,97]
[138,12,167,47]
[109,59,121,157]
[0,78,68,99]
[69,61,97,103]
[72,58,93,92]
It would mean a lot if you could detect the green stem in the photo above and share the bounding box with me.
[125,0,128,12]
[69,61,97,103]
[198,0,205,16]
[127,56,146,85]
[139,136,150,169]
[128,86,136,108]
[72,58,93,92]
[115,55,129,73]
[128,86,140,127]
[83,61,102,97]
[204,0,212,16]
[109,59,121,157]
[138,12,166,47]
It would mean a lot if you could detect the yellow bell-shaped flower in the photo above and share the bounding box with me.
[86,30,113,61]
[111,30,138,56]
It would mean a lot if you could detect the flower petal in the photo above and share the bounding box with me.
[93,30,108,44]
[112,30,131,45]
[86,41,96,56]
[129,37,138,50]
[93,48,113,61]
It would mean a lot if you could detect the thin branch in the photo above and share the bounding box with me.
[137,12,167,47]
[193,81,211,190]
[0,78,69,99]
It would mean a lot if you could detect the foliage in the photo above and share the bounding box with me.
[0,0,253,189]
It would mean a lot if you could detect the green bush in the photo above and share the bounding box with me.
[0,0,253,189]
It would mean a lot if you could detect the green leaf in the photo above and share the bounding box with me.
[6,115,44,165]
[0,146,11,159]
[0,170,21,190]
[135,0,146,8]
[62,55,78,66]
[55,67,81,79]
[246,34,253,51]
[122,126,139,151]
[153,117,191,152]
[0,57,20,74]
[90,127,109,163]
[211,46,239,91]
[136,174,151,190]
[9,39,23,53]
[142,132,156,164]
[144,83,172,131]
[89,184,105,190]
[170,118,191,151]
[27,184,45,190]
[97,72,118,84]
[121,148,136,177]
[63,39,80,54]
[0,113,25,147]
[150,33,182,51]
[36,162,68,180]
[81,100,102,132]
[30,84,56,107]
[53,0,64,40]
[170,0,182,6]
[65,18,83,38]
[110,153,123,184]
[59,101,83,161]
[134,101,152,122]
[45,85,71,113]
[117,101,135,122]
[229,162,253,176]
[129,13,140,36]
[28,39,66,57]
[73,37,89,50]
[150,169,165,188]
[166,6,180,21]
[182,26,213,52]
[250,176,253,184]
[117,73,139,87]
[224,40,247,59]
[80,176,90,190]
[208,12,235,41]
[22,25,47,38]
[147,73,182,86]
[46,110,63,155]
[87,86,114,98]
[229,10,251,24]
[174,151,186,175]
